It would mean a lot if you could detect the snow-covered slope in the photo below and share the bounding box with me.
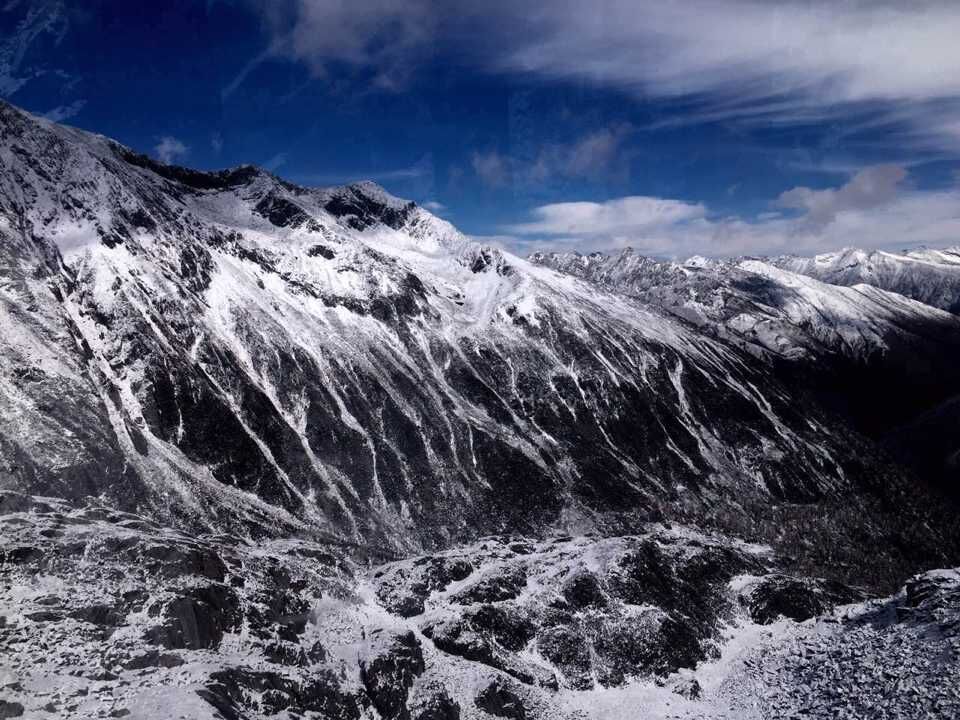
[2,491,957,720]
[529,248,960,499]
[529,248,960,363]
[2,99,907,554]
[4,101,960,720]
[771,246,960,313]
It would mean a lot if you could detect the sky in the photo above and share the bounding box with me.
[3,0,960,258]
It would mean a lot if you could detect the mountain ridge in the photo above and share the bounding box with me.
[0,99,956,579]
[3,99,960,720]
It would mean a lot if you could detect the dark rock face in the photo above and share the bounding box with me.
[375,556,475,617]
[421,603,548,688]
[411,690,461,720]
[201,666,365,720]
[744,575,863,624]
[537,626,593,690]
[474,677,527,719]
[899,569,960,633]
[0,700,24,718]
[359,630,425,720]
[450,566,527,605]
[592,611,703,686]
[562,570,607,610]
[144,584,242,650]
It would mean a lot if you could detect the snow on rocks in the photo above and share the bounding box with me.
[1,493,958,719]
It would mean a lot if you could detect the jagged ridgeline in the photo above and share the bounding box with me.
[1,100,958,585]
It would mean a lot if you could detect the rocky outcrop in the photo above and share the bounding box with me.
[359,630,426,720]
[1,493,958,719]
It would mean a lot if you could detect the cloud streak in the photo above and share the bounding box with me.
[242,1,960,152]
[154,136,189,165]
[504,165,960,258]
[493,1,960,150]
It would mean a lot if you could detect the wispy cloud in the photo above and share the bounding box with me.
[504,165,960,257]
[470,124,635,189]
[293,154,434,187]
[493,1,960,151]
[41,98,86,122]
[263,151,289,172]
[423,200,446,213]
[154,136,189,165]
[242,1,960,152]
[471,149,509,188]
[229,0,436,96]
[526,123,634,184]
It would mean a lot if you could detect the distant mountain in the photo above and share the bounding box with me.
[529,247,960,498]
[771,246,960,313]
[529,247,960,363]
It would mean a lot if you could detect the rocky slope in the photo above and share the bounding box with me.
[2,101,960,718]
[1,492,957,720]
[772,246,960,314]
[1,99,950,573]
[529,247,960,499]
[528,248,960,365]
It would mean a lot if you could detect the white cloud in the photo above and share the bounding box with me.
[471,150,509,188]
[776,164,908,226]
[242,1,960,152]
[503,166,960,257]
[492,1,960,150]
[154,136,189,165]
[41,99,86,122]
[506,196,706,236]
[423,200,446,213]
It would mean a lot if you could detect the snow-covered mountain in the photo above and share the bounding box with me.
[3,98,929,557]
[528,247,960,364]
[3,101,960,720]
[771,246,960,314]
[530,247,960,499]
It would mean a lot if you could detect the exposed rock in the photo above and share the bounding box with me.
[561,569,607,610]
[0,700,24,718]
[474,677,527,719]
[144,584,242,650]
[411,690,461,720]
[122,650,185,670]
[744,574,862,624]
[359,630,425,720]
[449,565,527,605]
[537,625,593,690]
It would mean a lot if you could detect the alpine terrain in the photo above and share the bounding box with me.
[2,101,960,719]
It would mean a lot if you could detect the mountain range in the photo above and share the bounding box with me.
[2,101,959,720]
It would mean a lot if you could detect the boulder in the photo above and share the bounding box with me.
[474,677,527,719]
[359,630,425,720]
[145,584,241,650]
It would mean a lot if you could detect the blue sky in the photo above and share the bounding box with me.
[3,0,960,257]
